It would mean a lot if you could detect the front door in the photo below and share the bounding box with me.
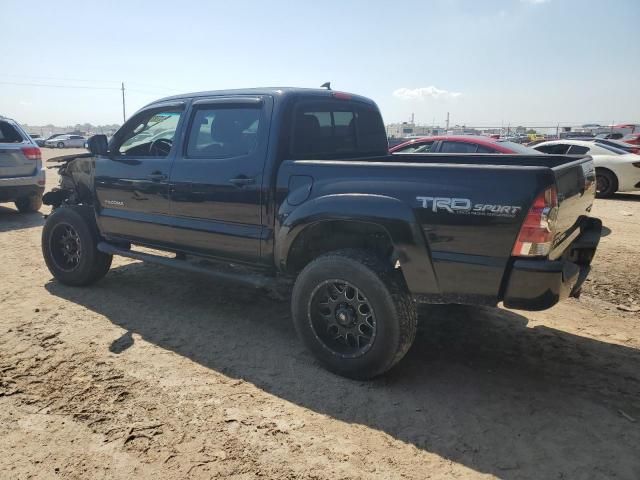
[169,96,271,263]
[94,103,185,247]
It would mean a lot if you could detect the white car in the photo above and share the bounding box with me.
[44,134,87,148]
[534,140,640,197]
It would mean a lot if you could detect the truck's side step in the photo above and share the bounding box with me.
[97,241,284,292]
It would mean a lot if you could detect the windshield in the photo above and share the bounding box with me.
[496,140,541,154]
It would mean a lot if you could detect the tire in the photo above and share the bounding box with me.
[291,249,417,379]
[15,194,43,213]
[42,206,112,286]
[596,169,618,198]
[57,141,65,148]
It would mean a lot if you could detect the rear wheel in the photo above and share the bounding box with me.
[42,207,112,286]
[596,169,618,198]
[291,249,417,379]
[15,194,43,213]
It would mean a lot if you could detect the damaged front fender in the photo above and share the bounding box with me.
[44,153,96,207]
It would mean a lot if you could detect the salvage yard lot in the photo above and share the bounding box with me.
[1,149,639,479]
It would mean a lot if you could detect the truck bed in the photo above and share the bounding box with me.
[277,152,596,305]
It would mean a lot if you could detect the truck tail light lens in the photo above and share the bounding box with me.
[21,146,42,161]
[332,92,352,100]
[512,186,559,257]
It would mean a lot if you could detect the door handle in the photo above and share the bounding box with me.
[148,172,168,182]
[229,176,255,187]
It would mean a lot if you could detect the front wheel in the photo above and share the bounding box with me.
[56,141,65,148]
[42,207,112,286]
[291,249,417,379]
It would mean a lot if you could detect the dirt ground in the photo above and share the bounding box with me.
[1,148,639,479]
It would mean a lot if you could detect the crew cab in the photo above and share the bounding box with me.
[41,87,601,379]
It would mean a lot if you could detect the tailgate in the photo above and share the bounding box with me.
[0,121,34,178]
[549,156,596,259]
[0,146,35,178]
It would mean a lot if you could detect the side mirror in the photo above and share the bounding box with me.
[87,134,108,156]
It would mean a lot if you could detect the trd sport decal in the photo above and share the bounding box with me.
[417,196,522,217]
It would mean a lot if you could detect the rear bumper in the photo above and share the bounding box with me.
[502,217,602,311]
[0,184,45,202]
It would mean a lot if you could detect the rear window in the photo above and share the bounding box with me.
[441,141,478,153]
[567,145,590,155]
[0,121,24,143]
[290,100,387,159]
[495,141,540,154]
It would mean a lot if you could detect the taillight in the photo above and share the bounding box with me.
[512,186,559,257]
[21,146,41,161]
[332,91,352,100]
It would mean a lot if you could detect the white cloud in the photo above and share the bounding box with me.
[521,0,551,4]
[392,86,462,101]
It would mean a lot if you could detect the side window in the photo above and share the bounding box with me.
[411,142,435,153]
[568,145,589,155]
[441,141,478,153]
[290,101,387,160]
[476,144,497,153]
[0,121,24,143]
[115,109,183,157]
[186,107,261,158]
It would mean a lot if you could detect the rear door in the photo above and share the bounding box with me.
[168,96,272,262]
[68,135,85,147]
[0,120,34,178]
[94,103,185,246]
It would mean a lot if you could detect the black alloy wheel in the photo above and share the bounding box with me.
[309,279,377,358]
[49,222,82,271]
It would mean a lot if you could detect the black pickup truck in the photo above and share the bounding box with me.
[42,87,601,379]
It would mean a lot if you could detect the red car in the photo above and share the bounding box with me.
[622,133,640,146]
[390,135,540,154]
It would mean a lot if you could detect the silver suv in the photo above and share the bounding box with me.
[0,116,45,212]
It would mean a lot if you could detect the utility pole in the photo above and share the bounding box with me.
[446,112,450,131]
[121,82,126,122]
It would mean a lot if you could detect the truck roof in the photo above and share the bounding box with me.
[148,87,377,108]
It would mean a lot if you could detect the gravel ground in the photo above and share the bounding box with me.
[1,148,639,479]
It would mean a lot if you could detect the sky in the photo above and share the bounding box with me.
[1,0,639,128]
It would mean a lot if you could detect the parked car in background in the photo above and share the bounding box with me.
[29,134,46,147]
[592,138,640,155]
[44,134,87,148]
[43,133,68,144]
[0,116,45,212]
[390,135,540,154]
[622,133,640,146]
[534,140,640,197]
[527,133,546,142]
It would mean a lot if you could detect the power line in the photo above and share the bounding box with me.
[0,80,119,90]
